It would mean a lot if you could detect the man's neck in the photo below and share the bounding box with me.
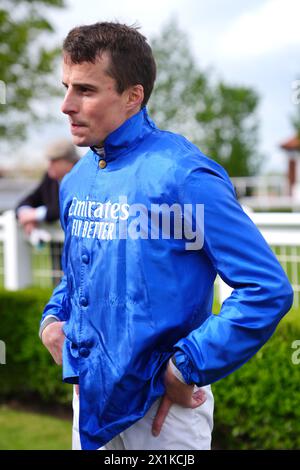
[94,106,142,151]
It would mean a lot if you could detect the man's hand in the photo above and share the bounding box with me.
[18,208,38,226]
[152,360,206,437]
[23,221,37,236]
[41,321,65,365]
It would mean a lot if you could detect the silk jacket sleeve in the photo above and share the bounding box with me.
[174,164,294,386]
[40,274,68,324]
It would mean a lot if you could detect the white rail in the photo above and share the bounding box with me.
[0,210,299,307]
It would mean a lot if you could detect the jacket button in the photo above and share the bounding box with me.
[80,296,88,307]
[79,347,90,358]
[82,254,89,264]
[99,159,107,169]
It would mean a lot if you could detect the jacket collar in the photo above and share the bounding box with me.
[91,107,156,161]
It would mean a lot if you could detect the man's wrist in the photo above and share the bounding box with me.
[39,315,60,340]
[169,355,187,384]
[35,206,47,222]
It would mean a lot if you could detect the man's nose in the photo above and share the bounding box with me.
[61,90,77,115]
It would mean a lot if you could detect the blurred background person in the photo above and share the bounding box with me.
[16,139,79,285]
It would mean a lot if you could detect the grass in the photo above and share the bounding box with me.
[31,243,54,288]
[0,241,60,289]
[0,405,72,450]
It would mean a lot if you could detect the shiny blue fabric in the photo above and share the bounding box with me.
[41,107,293,449]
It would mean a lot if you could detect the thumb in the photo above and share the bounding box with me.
[152,395,172,437]
[191,388,207,408]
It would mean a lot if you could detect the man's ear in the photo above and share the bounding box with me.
[127,84,144,110]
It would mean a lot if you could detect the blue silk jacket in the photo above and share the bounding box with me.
[41,107,293,449]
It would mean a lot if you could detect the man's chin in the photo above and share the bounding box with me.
[70,131,103,148]
[71,136,91,147]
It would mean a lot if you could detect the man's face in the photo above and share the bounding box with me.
[61,53,133,147]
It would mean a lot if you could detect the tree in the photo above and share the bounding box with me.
[196,82,260,176]
[148,20,261,176]
[148,20,208,143]
[0,0,65,143]
[291,82,300,138]
[293,115,300,138]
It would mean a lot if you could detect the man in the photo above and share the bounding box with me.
[16,139,79,285]
[40,22,293,450]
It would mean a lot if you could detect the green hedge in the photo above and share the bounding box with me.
[212,308,300,449]
[0,289,299,448]
[0,288,72,405]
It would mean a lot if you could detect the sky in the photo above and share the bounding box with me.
[15,0,300,173]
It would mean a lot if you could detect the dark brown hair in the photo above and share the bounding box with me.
[63,22,156,107]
